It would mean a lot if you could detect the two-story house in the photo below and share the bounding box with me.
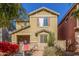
[58,4,79,52]
[11,7,59,52]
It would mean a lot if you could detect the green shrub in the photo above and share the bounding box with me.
[48,33,55,47]
[55,48,64,56]
[43,46,64,56]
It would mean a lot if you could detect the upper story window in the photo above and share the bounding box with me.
[38,17,49,27]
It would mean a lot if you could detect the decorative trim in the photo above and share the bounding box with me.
[10,26,30,35]
[58,4,76,26]
[28,7,60,16]
[35,29,50,36]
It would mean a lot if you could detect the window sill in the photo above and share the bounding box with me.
[39,26,49,28]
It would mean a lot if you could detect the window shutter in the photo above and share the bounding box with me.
[48,17,50,26]
[37,18,39,26]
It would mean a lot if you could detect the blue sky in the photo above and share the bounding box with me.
[22,3,73,24]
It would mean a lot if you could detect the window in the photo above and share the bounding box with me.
[38,17,49,27]
[40,34,48,43]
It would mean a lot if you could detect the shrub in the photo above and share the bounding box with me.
[67,43,76,52]
[43,46,64,56]
[0,41,19,56]
[55,47,64,56]
[48,33,55,47]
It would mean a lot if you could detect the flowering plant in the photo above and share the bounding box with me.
[0,41,19,56]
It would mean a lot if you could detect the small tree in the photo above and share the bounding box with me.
[72,9,79,19]
[48,32,55,47]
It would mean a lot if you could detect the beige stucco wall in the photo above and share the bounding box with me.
[11,28,31,43]
[11,10,58,47]
[16,22,25,30]
[29,10,58,43]
[16,21,29,30]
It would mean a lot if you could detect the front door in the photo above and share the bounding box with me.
[17,35,30,53]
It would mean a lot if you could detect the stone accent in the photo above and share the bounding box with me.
[56,40,66,51]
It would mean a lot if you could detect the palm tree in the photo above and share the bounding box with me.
[0,4,27,41]
[0,3,26,28]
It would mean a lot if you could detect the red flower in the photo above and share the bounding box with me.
[0,41,19,55]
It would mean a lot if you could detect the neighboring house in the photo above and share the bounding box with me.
[58,4,79,52]
[10,7,59,54]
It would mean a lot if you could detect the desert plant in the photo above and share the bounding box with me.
[55,47,64,56]
[43,46,64,56]
[48,32,55,47]
[43,46,57,56]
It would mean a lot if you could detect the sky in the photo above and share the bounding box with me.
[22,3,73,24]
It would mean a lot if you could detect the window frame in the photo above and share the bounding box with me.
[40,34,48,43]
[38,17,49,27]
